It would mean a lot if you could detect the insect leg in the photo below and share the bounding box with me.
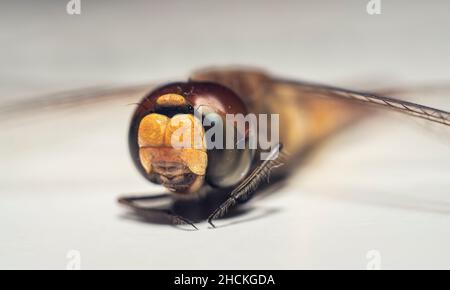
[207,144,286,228]
[118,194,198,230]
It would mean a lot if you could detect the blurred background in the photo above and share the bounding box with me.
[0,0,449,269]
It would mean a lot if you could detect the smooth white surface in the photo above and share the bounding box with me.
[0,0,449,269]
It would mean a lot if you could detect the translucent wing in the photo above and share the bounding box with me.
[0,83,155,121]
[275,79,450,126]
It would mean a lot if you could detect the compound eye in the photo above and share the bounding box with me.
[206,147,254,188]
[203,112,255,188]
[138,113,169,147]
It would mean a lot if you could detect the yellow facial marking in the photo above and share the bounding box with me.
[138,113,169,147]
[139,148,153,173]
[137,113,207,177]
[156,93,187,106]
[180,149,208,175]
[138,147,207,176]
[164,114,205,151]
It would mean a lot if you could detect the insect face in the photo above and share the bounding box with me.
[129,82,255,197]
[137,94,207,194]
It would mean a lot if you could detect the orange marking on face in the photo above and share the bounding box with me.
[164,114,205,151]
[138,113,169,147]
[180,149,207,175]
[138,147,207,176]
[156,93,187,106]
[137,113,207,178]
[139,148,153,173]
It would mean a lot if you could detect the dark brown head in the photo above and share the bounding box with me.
[129,82,255,197]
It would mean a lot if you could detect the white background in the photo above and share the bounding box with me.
[0,0,449,269]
